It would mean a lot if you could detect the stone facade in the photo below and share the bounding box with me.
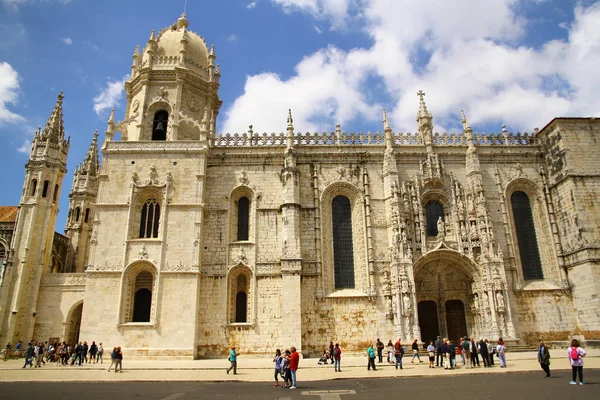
[0,14,599,358]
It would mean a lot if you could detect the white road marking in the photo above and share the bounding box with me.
[301,390,356,399]
[160,393,186,400]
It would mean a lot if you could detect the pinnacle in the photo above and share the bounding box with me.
[41,91,65,142]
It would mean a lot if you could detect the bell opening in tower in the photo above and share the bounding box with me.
[152,110,168,141]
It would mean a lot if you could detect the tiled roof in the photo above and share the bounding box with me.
[0,206,19,223]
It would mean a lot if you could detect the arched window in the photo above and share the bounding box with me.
[42,180,50,198]
[0,243,6,264]
[332,195,355,289]
[152,110,168,141]
[234,274,248,323]
[30,179,37,197]
[511,191,543,280]
[53,184,59,203]
[237,197,250,241]
[84,208,90,223]
[139,199,161,238]
[75,207,81,222]
[426,201,444,236]
[132,271,153,322]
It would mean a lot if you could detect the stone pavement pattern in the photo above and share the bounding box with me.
[1,350,598,382]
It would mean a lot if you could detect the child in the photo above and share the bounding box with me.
[568,339,587,385]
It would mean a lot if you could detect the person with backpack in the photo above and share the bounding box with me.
[332,343,342,372]
[568,339,586,385]
[538,340,551,378]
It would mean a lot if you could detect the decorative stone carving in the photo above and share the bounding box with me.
[138,245,149,260]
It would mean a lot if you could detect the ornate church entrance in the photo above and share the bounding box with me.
[414,250,475,341]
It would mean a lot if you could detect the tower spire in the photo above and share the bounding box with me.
[416,90,433,151]
[41,91,65,142]
[461,109,475,149]
[79,130,100,176]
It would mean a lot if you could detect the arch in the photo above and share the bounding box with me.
[131,188,164,240]
[120,261,158,324]
[0,241,7,266]
[138,198,161,238]
[30,179,37,197]
[505,177,558,283]
[84,208,91,223]
[320,181,366,294]
[75,207,81,222]
[64,301,83,346]
[152,110,168,141]
[227,265,252,324]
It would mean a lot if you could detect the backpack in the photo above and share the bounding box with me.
[333,348,340,357]
[570,347,579,360]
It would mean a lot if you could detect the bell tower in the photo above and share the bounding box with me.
[64,131,99,273]
[0,92,69,344]
[106,13,222,142]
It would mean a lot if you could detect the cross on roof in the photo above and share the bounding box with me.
[417,90,425,101]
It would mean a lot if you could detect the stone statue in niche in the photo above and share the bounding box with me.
[496,291,505,308]
[460,223,466,239]
[437,217,445,237]
[406,246,413,259]
[402,293,412,317]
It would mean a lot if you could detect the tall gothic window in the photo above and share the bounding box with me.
[511,191,543,280]
[426,201,444,236]
[237,197,250,241]
[139,199,161,239]
[30,179,37,197]
[235,274,248,323]
[132,271,153,322]
[42,180,50,198]
[53,184,59,203]
[0,243,6,265]
[152,110,168,141]
[75,207,81,222]
[84,208,90,223]
[332,195,355,289]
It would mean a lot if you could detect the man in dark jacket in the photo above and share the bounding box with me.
[376,339,384,363]
[538,340,551,378]
[434,336,442,367]
[22,342,34,368]
[479,339,489,367]
[470,338,480,367]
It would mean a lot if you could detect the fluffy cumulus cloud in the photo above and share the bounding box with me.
[222,0,600,134]
[92,76,128,116]
[246,1,257,8]
[0,62,25,123]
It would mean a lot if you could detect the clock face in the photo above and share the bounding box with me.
[132,99,140,112]
[188,98,200,112]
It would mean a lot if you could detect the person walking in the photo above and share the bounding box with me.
[114,346,123,373]
[289,346,300,389]
[376,339,384,363]
[22,342,34,368]
[411,339,422,364]
[273,349,283,387]
[281,350,291,388]
[461,337,471,368]
[367,343,377,370]
[394,338,404,370]
[568,339,586,385]
[427,341,435,368]
[226,346,239,375]
[333,343,342,372]
[497,340,506,368]
[538,340,551,378]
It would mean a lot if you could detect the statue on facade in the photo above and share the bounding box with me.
[402,293,412,317]
[437,217,445,237]
[496,291,505,309]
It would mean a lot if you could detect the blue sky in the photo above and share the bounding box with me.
[1,0,599,230]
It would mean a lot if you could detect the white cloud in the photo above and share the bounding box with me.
[17,139,30,154]
[314,26,322,34]
[246,1,256,8]
[222,1,600,134]
[228,34,238,42]
[0,62,25,123]
[92,76,128,116]
[1,0,71,11]
[62,37,73,45]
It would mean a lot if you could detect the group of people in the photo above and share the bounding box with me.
[538,338,587,385]
[271,346,300,389]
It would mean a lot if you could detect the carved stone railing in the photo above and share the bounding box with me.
[41,273,86,287]
[212,131,536,147]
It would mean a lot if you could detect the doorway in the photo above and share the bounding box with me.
[418,301,439,344]
[445,300,467,342]
[65,302,83,346]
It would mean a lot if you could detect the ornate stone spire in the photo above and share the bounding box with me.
[383,108,394,150]
[416,90,433,150]
[286,109,294,148]
[78,130,100,176]
[41,91,65,142]
[461,109,475,149]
